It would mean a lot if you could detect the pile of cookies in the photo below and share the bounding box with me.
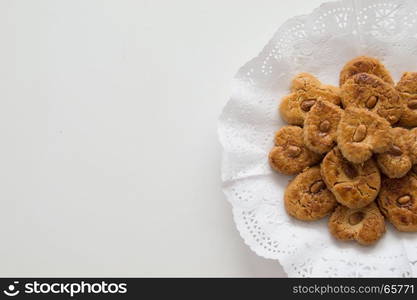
[269,56,417,245]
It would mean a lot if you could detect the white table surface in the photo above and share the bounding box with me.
[0,0,327,277]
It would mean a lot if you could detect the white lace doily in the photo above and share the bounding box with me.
[219,0,417,277]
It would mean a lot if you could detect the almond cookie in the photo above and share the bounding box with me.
[328,203,385,246]
[279,73,341,126]
[339,56,394,86]
[376,127,413,178]
[284,166,337,221]
[341,73,402,125]
[303,100,343,154]
[321,147,380,209]
[378,174,417,232]
[269,126,322,175]
[337,107,392,164]
[396,72,417,127]
[409,128,417,165]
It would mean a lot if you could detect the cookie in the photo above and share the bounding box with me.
[303,100,343,154]
[337,107,392,164]
[269,126,322,175]
[321,147,380,209]
[284,166,337,221]
[376,127,413,178]
[341,73,402,125]
[279,73,341,125]
[339,56,394,86]
[396,72,417,127]
[328,203,385,245]
[378,174,417,232]
[409,128,417,165]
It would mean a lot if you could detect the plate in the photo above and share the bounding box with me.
[219,0,417,277]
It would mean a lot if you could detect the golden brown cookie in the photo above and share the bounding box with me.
[328,203,385,246]
[269,126,322,175]
[396,72,417,127]
[341,73,402,125]
[321,147,380,209]
[409,128,417,165]
[303,100,343,154]
[284,166,337,221]
[376,127,413,178]
[279,73,341,125]
[337,107,392,164]
[339,56,394,86]
[378,174,417,232]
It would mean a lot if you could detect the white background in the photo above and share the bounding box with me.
[0,0,326,276]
